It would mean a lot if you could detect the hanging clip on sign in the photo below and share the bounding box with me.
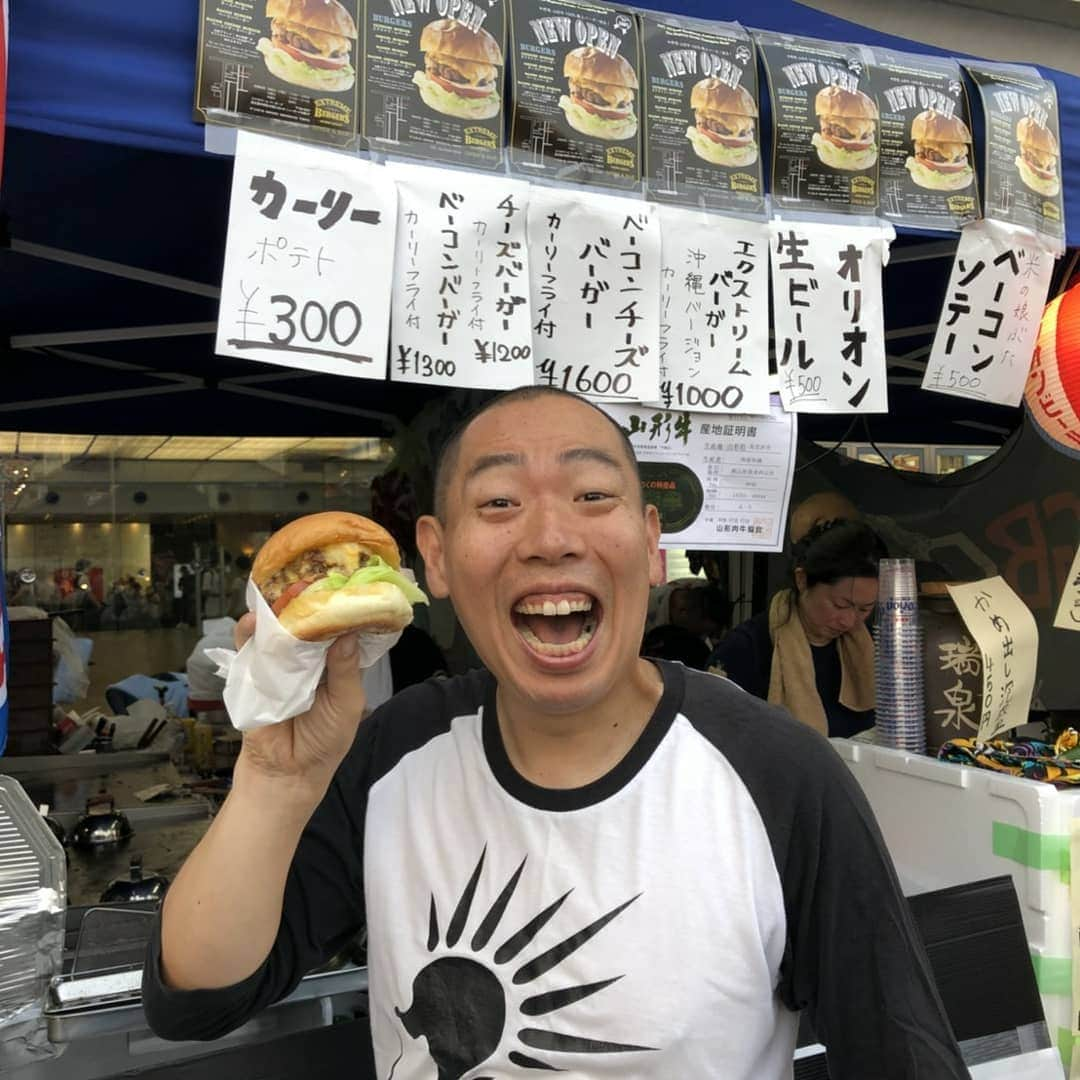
[654,206,770,415]
[769,219,893,413]
[923,219,1055,407]
[528,186,661,402]
[388,162,533,390]
[216,131,398,377]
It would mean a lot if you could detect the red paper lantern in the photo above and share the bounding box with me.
[1025,282,1080,460]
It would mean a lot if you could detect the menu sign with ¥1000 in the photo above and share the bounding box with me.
[195,0,362,146]
[216,131,397,378]
[362,0,507,170]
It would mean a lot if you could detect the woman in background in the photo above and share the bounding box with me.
[710,519,887,738]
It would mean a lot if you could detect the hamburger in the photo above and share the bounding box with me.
[558,47,638,141]
[257,0,358,93]
[904,109,974,191]
[412,19,503,121]
[1015,115,1060,197]
[685,78,758,167]
[252,511,427,641]
[810,85,879,172]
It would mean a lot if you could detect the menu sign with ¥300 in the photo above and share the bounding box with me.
[216,131,397,378]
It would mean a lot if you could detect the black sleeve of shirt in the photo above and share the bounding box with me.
[680,671,968,1078]
[708,613,770,699]
[141,674,478,1042]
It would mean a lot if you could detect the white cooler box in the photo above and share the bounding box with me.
[836,739,1077,1067]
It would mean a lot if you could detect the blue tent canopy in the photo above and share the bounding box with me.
[1,0,1077,443]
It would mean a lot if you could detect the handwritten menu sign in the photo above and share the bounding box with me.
[361,0,506,170]
[195,0,362,146]
[924,219,1055,407]
[216,131,397,377]
[754,30,878,215]
[947,576,1039,742]
[602,397,797,552]
[965,61,1066,251]
[639,14,763,216]
[1053,543,1080,633]
[769,220,893,414]
[868,48,979,233]
[388,163,532,389]
[528,186,661,402]
[654,206,770,415]
[508,0,642,188]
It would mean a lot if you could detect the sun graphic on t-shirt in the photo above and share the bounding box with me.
[389,847,654,1079]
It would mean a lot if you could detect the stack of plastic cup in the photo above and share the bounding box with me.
[874,558,926,753]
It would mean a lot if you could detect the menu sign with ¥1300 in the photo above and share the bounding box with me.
[868,48,979,232]
[362,0,507,170]
[965,61,1065,248]
[508,0,642,189]
[194,0,362,145]
[754,30,879,215]
[639,14,763,215]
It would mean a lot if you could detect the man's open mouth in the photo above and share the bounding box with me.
[511,592,599,658]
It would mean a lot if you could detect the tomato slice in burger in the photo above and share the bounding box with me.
[575,97,630,121]
[824,133,872,151]
[272,579,314,617]
[278,42,347,70]
[430,73,493,99]
[699,126,750,148]
[924,159,969,174]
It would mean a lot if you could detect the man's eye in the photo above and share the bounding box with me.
[578,491,612,503]
[481,497,514,509]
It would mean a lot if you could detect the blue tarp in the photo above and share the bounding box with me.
[7,0,1080,246]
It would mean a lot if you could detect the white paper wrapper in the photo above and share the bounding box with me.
[206,577,403,732]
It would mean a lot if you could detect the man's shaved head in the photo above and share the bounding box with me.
[433,386,641,520]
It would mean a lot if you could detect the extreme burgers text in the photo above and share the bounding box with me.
[657,49,743,87]
[388,0,489,33]
[530,17,623,59]
[781,62,857,92]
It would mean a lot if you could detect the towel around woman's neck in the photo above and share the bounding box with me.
[766,589,875,736]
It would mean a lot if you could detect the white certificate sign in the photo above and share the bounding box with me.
[602,396,796,552]
[947,576,1039,742]
[217,131,397,378]
[528,187,662,403]
[924,219,1056,407]
[656,207,770,416]
[1053,543,1080,632]
[770,220,894,414]
[388,163,533,391]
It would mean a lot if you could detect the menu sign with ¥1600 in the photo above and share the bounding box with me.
[868,48,979,233]
[965,61,1065,249]
[754,30,879,215]
[362,0,507,170]
[639,13,763,215]
[195,0,362,146]
[508,0,642,189]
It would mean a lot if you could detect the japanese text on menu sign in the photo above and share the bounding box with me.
[769,220,893,413]
[923,219,1055,407]
[1054,543,1080,633]
[656,207,770,415]
[528,187,661,402]
[602,398,796,551]
[216,131,397,378]
[389,163,532,390]
[947,576,1038,742]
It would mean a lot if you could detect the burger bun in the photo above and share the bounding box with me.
[811,131,877,172]
[412,69,501,119]
[904,155,974,191]
[558,95,637,141]
[279,580,415,641]
[685,125,758,167]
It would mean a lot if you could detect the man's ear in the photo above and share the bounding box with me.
[415,515,451,599]
[794,567,808,595]
[645,503,664,587]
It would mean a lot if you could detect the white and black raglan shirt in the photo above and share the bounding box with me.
[143,662,968,1079]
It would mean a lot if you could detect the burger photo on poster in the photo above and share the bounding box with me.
[253,512,427,641]
[559,46,639,141]
[412,18,503,121]
[685,78,758,167]
[904,109,974,191]
[257,0,358,93]
[810,85,879,172]
[1014,115,1061,198]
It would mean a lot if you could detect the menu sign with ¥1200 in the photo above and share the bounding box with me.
[869,48,979,233]
[639,14,763,215]
[754,30,879,215]
[195,0,362,146]
[508,0,642,189]
[362,0,507,170]
[964,61,1065,250]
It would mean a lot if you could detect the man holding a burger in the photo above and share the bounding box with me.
[145,388,967,1078]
